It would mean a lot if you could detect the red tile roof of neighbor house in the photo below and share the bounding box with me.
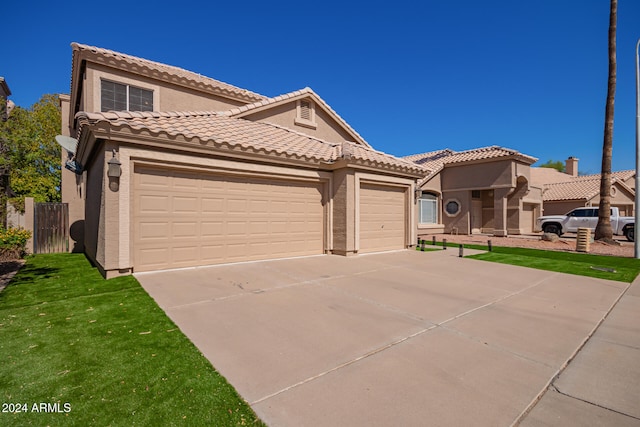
[75,110,427,175]
[71,43,267,103]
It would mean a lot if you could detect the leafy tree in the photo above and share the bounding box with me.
[538,159,565,173]
[0,94,61,213]
[595,0,616,243]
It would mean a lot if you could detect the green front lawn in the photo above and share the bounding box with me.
[0,254,264,426]
[465,245,640,283]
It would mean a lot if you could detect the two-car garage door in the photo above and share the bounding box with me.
[132,166,325,272]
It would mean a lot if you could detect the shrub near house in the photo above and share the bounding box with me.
[0,227,31,261]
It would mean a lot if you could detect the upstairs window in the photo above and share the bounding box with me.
[101,80,153,112]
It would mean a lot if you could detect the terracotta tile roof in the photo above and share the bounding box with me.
[75,110,427,175]
[532,167,636,201]
[574,170,635,182]
[405,146,537,184]
[442,146,537,165]
[71,43,266,103]
[218,87,372,148]
[542,178,602,201]
[406,146,537,166]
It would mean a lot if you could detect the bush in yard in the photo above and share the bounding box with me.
[0,227,31,261]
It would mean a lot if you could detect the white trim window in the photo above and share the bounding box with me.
[101,80,153,112]
[419,192,438,224]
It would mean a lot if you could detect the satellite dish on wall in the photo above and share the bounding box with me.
[56,135,82,174]
[55,135,78,155]
[65,159,83,175]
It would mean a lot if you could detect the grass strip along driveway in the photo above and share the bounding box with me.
[466,245,640,283]
[0,254,264,426]
[417,241,640,283]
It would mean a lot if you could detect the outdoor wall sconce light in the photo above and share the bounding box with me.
[108,149,121,192]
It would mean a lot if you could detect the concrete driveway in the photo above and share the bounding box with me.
[135,249,636,426]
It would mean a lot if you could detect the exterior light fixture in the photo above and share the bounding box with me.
[108,150,121,192]
[108,150,122,178]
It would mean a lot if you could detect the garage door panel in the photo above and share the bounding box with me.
[173,222,198,238]
[138,247,169,267]
[228,199,248,213]
[173,246,199,262]
[202,198,224,213]
[133,166,324,272]
[173,172,199,190]
[201,221,223,236]
[137,169,169,188]
[139,195,170,213]
[359,183,406,253]
[201,244,225,261]
[139,222,171,240]
[173,197,199,213]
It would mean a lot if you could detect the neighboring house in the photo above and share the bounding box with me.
[61,43,425,278]
[0,77,9,97]
[405,146,542,237]
[530,157,636,217]
[0,77,13,121]
[1,77,13,228]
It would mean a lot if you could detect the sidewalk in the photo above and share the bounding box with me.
[520,273,640,426]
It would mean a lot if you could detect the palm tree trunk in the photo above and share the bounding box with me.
[595,0,617,242]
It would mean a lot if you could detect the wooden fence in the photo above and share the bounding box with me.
[34,203,69,254]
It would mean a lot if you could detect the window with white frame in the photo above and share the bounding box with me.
[101,80,153,112]
[419,192,438,224]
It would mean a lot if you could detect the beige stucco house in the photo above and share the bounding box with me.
[404,150,636,237]
[405,146,542,237]
[530,157,636,216]
[61,43,425,278]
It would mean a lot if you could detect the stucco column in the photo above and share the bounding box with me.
[102,142,124,277]
[493,188,511,237]
[332,168,357,256]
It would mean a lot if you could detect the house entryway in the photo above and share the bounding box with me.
[471,199,482,233]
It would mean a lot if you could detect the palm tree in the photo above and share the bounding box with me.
[595,0,617,242]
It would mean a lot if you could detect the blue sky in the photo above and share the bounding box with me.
[4,1,639,173]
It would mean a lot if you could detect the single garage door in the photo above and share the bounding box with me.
[359,183,406,253]
[132,165,324,272]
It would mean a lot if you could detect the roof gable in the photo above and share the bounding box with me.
[218,87,372,148]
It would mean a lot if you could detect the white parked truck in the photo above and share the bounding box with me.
[536,207,634,242]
